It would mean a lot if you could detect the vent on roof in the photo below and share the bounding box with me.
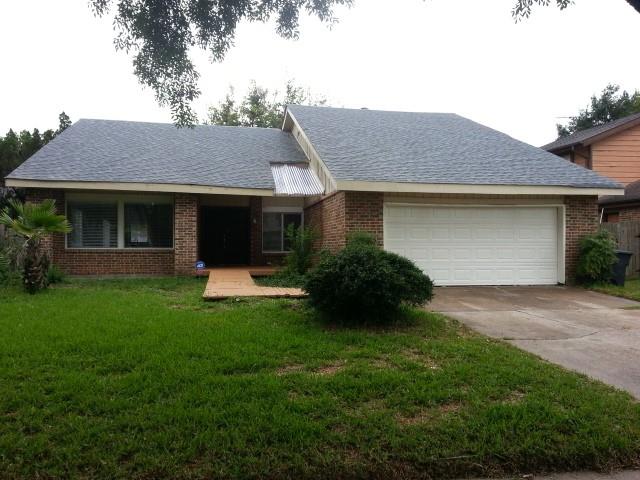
[271,163,324,197]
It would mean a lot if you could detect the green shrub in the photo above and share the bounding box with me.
[576,229,617,284]
[283,224,317,276]
[304,237,434,324]
[345,230,377,247]
[46,264,66,285]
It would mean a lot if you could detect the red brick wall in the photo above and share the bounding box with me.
[304,191,346,253]
[304,191,383,252]
[618,207,640,223]
[564,195,599,283]
[174,193,198,275]
[24,188,177,276]
[344,191,384,246]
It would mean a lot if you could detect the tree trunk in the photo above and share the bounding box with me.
[22,239,49,294]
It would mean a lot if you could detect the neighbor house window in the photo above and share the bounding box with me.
[67,195,173,249]
[262,211,302,252]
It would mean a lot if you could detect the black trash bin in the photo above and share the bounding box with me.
[611,250,633,286]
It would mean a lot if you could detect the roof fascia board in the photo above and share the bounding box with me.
[283,109,338,193]
[581,117,640,147]
[336,180,624,197]
[5,179,275,196]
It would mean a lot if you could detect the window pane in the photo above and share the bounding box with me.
[124,203,173,248]
[283,213,302,251]
[263,212,282,251]
[67,203,117,248]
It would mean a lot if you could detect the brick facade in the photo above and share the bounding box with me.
[174,193,199,275]
[620,207,640,222]
[305,191,384,253]
[564,195,599,282]
[25,189,176,276]
[307,191,599,284]
[304,191,346,253]
[22,187,599,282]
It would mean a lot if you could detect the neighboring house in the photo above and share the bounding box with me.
[543,112,640,222]
[5,106,622,286]
[599,179,640,223]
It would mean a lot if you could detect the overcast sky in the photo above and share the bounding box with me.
[2,0,639,146]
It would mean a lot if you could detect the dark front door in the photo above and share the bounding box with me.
[200,207,250,266]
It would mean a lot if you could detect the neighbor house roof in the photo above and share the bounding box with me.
[600,178,640,206]
[542,112,640,152]
[285,105,621,190]
[7,119,307,191]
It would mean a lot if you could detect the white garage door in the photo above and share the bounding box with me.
[384,205,560,286]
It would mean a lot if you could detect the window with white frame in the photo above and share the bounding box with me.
[262,211,302,252]
[66,194,174,249]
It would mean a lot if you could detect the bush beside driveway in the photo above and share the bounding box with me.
[1,279,640,479]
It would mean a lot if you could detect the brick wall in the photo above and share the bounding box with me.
[564,195,599,283]
[24,188,177,276]
[619,207,640,223]
[304,191,346,253]
[344,191,384,246]
[307,191,599,285]
[304,191,383,252]
[174,193,198,275]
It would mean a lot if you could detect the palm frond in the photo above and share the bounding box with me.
[0,199,71,239]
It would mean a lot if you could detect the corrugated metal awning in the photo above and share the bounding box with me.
[271,163,325,196]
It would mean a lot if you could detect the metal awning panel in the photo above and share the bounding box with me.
[271,163,325,196]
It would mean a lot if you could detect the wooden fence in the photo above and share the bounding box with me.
[601,221,640,278]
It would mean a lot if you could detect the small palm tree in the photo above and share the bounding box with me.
[0,199,71,293]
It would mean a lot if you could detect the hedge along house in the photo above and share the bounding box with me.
[5,105,623,285]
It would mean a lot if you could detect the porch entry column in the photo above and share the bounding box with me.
[174,193,199,275]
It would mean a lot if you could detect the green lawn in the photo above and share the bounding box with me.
[592,279,640,302]
[1,278,640,479]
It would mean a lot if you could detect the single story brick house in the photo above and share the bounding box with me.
[5,105,623,285]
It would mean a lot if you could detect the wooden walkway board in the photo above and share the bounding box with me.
[202,267,307,300]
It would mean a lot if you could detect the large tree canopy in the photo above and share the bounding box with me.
[90,0,640,126]
[206,80,325,128]
[556,84,640,138]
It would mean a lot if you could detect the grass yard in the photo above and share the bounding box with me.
[1,278,640,479]
[592,279,640,302]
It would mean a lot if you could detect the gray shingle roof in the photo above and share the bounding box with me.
[7,119,307,190]
[286,105,621,190]
[542,112,640,152]
[599,179,640,206]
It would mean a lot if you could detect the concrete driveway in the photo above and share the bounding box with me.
[428,286,640,398]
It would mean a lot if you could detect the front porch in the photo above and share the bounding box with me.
[201,266,306,300]
[196,194,305,270]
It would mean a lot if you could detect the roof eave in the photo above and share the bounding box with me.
[335,180,624,197]
[4,178,275,197]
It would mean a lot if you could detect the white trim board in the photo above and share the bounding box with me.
[6,179,275,197]
[339,180,623,197]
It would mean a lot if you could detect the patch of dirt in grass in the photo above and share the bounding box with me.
[401,349,440,370]
[312,360,346,376]
[396,402,462,426]
[502,390,527,405]
[276,364,306,376]
[369,356,395,369]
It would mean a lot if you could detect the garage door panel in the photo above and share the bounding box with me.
[384,205,559,286]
